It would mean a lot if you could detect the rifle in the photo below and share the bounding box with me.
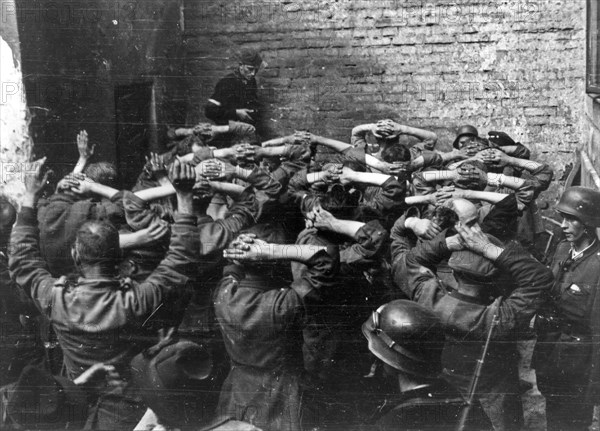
[456,313,500,431]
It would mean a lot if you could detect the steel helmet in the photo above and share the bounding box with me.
[556,186,600,227]
[362,300,445,378]
[453,125,479,149]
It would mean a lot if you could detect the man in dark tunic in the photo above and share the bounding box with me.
[214,230,339,431]
[534,187,600,430]
[205,48,262,126]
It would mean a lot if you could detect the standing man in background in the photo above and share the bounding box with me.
[205,48,263,126]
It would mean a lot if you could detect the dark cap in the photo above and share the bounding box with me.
[5,365,89,428]
[130,340,213,426]
[238,48,262,68]
[453,125,479,149]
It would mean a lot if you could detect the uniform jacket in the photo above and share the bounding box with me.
[534,239,600,402]
[292,221,390,407]
[372,381,492,431]
[397,235,553,390]
[9,207,199,379]
[205,71,259,125]
[214,248,338,431]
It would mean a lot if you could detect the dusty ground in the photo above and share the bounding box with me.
[519,339,546,430]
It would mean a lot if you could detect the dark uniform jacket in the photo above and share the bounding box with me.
[9,207,199,379]
[372,381,492,431]
[396,234,553,429]
[205,71,259,125]
[213,248,339,431]
[534,239,600,403]
[124,186,260,259]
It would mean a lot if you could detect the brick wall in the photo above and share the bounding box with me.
[184,0,586,203]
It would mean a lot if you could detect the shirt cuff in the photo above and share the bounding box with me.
[173,214,198,226]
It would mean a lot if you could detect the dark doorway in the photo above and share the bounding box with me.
[115,82,156,189]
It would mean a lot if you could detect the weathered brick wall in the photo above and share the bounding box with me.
[184,0,586,203]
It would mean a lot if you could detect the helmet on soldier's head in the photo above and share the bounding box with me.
[556,187,600,227]
[362,300,445,378]
[453,125,479,149]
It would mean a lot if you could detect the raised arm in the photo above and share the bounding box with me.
[351,123,377,147]
[71,177,120,200]
[455,223,553,337]
[223,233,339,303]
[480,148,544,173]
[139,161,199,292]
[386,120,438,147]
[448,188,510,204]
[310,133,353,153]
[9,158,57,311]
[308,204,365,239]
[73,130,95,174]
[339,167,393,187]
[224,234,328,264]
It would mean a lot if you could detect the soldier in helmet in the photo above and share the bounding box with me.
[453,124,479,150]
[361,300,491,430]
[534,186,600,430]
[395,209,554,430]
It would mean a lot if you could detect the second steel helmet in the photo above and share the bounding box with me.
[362,300,445,378]
[453,125,479,149]
[556,186,600,227]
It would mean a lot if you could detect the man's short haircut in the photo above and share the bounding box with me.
[381,144,411,163]
[74,221,120,267]
[84,162,118,188]
[319,184,361,220]
[0,198,17,229]
[175,135,207,156]
[431,206,459,231]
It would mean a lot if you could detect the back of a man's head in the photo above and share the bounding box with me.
[84,162,118,188]
[74,221,120,269]
[448,198,479,226]
[0,198,17,241]
[381,144,411,163]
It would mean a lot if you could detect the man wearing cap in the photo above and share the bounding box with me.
[534,187,600,430]
[1,362,123,429]
[396,215,553,430]
[361,300,491,430]
[205,48,262,126]
[131,335,259,431]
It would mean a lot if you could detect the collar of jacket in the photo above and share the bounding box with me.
[447,288,495,306]
[223,264,289,291]
[565,238,600,271]
[75,276,132,290]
